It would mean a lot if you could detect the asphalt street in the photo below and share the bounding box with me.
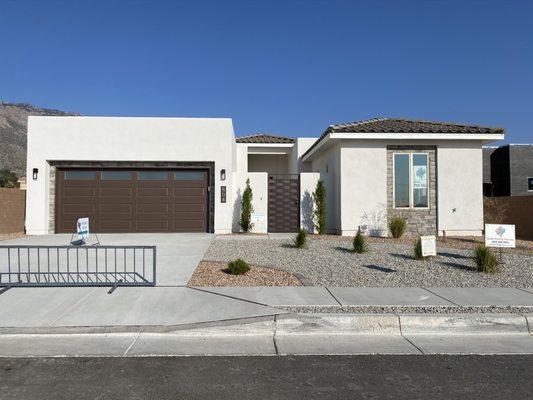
[1,355,532,399]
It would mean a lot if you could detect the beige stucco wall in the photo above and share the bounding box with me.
[437,141,484,235]
[340,141,388,236]
[309,143,341,233]
[248,154,290,174]
[27,116,235,234]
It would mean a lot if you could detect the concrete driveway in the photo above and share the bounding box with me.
[0,233,213,285]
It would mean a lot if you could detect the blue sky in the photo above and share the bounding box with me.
[1,0,532,143]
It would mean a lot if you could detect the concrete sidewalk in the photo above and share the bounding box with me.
[198,286,533,308]
[0,286,286,333]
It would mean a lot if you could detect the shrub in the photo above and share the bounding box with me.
[473,244,499,274]
[353,228,366,253]
[0,170,19,188]
[240,179,254,233]
[227,258,251,275]
[313,180,327,234]
[413,237,423,260]
[389,217,406,238]
[293,229,308,249]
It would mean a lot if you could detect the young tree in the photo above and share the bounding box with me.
[240,178,254,233]
[0,170,20,188]
[313,179,326,234]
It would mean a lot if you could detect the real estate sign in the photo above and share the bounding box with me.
[77,217,90,239]
[485,224,515,248]
[420,235,437,257]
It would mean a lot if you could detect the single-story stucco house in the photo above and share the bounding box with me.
[25,116,504,236]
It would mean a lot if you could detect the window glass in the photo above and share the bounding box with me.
[64,171,96,180]
[174,171,205,180]
[528,178,533,191]
[412,154,429,208]
[138,171,168,180]
[101,171,132,180]
[394,154,410,207]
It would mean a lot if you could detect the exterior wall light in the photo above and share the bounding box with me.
[220,169,226,181]
[32,168,38,180]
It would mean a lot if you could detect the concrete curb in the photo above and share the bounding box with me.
[1,313,531,336]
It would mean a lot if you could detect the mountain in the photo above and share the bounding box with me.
[0,102,80,176]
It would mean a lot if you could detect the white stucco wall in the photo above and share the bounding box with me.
[291,138,317,174]
[300,172,330,233]
[309,143,341,233]
[437,141,484,235]
[231,172,268,233]
[340,141,388,236]
[26,116,235,234]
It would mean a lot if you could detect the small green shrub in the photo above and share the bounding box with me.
[352,229,366,254]
[389,217,406,238]
[413,237,423,260]
[473,244,499,274]
[227,258,251,275]
[293,229,308,249]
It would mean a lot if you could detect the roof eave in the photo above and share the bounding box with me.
[301,132,505,162]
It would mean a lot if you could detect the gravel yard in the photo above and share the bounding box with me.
[204,236,533,287]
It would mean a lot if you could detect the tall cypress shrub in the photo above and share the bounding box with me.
[313,180,327,234]
[240,178,254,233]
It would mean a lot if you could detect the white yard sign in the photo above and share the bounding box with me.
[420,235,437,257]
[485,224,515,248]
[77,217,90,239]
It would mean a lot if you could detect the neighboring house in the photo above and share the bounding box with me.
[25,116,504,237]
[17,176,27,190]
[483,144,533,197]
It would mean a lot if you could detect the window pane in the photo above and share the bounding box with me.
[64,171,96,180]
[413,154,428,208]
[101,171,132,180]
[528,178,533,191]
[138,171,168,180]
[394,154,410,207]
[174,171,205,180]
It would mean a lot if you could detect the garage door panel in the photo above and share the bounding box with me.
[64,187,97,197]
[100,187,133,197]
[136,220,170,230]
[137,187,169,197]
[99,203,133,214]
[62,204,97,214]
[57,168,208,233]
[136,203,169,213]
[173,187,205,196]
[172,203,205,213]
[173,195,205,204]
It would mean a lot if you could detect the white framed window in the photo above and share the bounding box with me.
[393,153,429,209]
[528,177,533,192]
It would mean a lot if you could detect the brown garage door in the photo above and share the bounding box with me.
[56,169,209,233]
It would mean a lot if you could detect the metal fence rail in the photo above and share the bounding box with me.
[0,245,156,287]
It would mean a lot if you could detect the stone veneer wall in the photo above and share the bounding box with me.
[386,146,437,236]
[48,161,215,233]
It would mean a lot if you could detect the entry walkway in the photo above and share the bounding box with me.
[0,233,213,285]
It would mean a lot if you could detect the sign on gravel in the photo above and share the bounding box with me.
[485,224,516,248]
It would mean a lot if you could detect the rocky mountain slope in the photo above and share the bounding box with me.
[0,102,80,176]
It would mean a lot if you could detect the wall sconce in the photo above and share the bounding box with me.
[32,168,38,180]
[220,169,226,181]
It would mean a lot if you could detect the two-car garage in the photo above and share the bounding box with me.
[55,168,209,233]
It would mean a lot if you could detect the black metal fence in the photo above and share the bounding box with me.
[0,245,156,287]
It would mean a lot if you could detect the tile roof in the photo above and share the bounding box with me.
[236,134,295,144]
[302,117,505,159]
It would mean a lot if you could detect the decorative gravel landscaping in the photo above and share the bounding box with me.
[204,236,533,287]
[188,260,302,287]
